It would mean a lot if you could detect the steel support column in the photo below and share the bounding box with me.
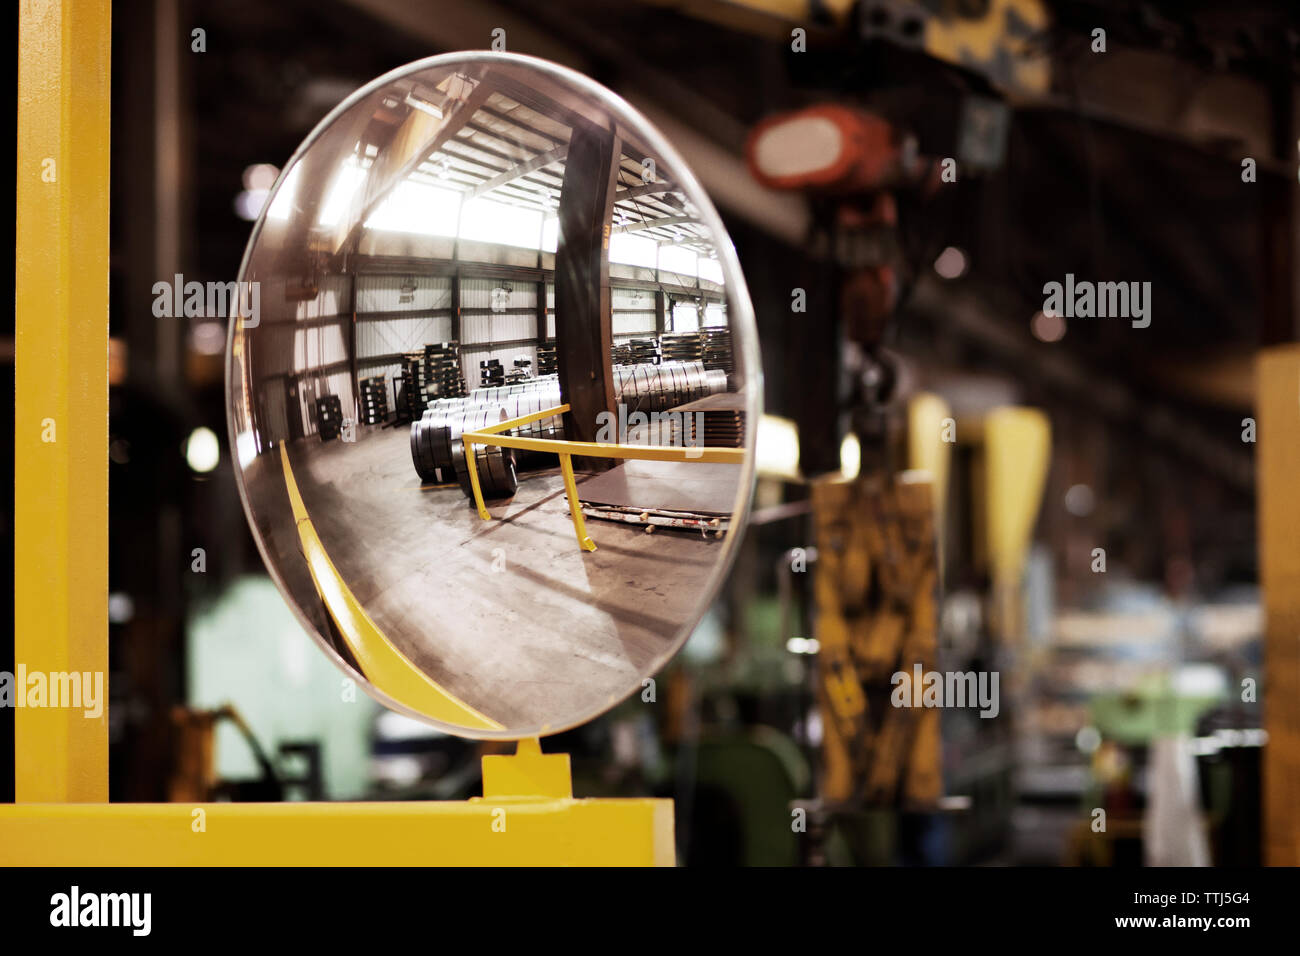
[554,122,618,469]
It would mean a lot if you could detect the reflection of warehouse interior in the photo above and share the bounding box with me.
[233,62,746,729]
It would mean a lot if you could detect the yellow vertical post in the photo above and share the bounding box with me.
[982,406,1051,644]
[1256,346,1300,866]
[463,437,493,521]
[15,0,111,801]
[558,454,597,552]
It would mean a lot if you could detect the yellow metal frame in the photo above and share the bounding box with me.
[0,737,675,865]
[280,444,503,731]
[463,402,744,551]
[1256,347,1300,865]
[15,0,111,803]
[5,0,673,866]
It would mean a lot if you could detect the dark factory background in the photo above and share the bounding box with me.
[6,0,1298,867]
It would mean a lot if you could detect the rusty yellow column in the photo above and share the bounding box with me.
[15,0,111,802]
[1256,346,1300,866]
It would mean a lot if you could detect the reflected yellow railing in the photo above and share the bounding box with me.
[280,444,503,731]
[462,403,744,552]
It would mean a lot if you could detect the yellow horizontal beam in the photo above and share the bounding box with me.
[0,798,675,866]
[465,431,745,465]
[475,402,571,435]
[462,407,741,550]
[465,403,744,464]
[280,443,503,732]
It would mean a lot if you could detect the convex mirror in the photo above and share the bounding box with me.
[227,52,760,737]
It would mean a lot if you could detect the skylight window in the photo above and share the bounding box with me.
[317,155,367,227]
[458,196,543,249]
[658,243,697,278]
[265,163,302,222]
[365,180,461,236]
[609,232,657,268]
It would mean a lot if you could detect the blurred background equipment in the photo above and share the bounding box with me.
[9,0,1297,867]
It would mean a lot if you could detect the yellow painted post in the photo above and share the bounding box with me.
[463,436,493,520]
[1256,346,1300,866]
[15,0,111,802]
[559,454,597,552]
[982,406,1051,644]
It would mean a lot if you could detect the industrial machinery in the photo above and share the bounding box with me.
[748,93,1049,862]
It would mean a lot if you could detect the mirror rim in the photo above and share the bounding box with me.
[225,50,763,739]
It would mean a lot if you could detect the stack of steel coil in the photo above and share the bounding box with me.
[409,379,564,495]
[409,361,726,497]
[613,360,723,414]
[448,406,517,498]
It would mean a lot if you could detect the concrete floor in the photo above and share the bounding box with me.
[243,425,739,731]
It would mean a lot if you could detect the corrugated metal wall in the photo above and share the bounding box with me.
[252,273,355,438]
[611,285,656,340]
[355,273,454,408]
[256,260,729,437]
[460,276,540,385]
[545,281,556,339]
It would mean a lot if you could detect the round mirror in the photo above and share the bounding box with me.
[227,52,759,738]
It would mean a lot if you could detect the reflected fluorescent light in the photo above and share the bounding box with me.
[786,637,820,654]
[404,93,444,120]
[185,427,221,473]
[236,431,258,469]
[266,163,301,222]
[318,156,367,227]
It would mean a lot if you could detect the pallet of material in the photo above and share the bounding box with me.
[580,503,728,538]
[667,391,746,448]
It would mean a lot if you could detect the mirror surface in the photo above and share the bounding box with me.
[227,52,759,737]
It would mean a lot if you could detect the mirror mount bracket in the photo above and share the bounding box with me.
[481,738,573,800]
